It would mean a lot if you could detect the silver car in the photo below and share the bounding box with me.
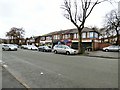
[27,45,38,50]
[2,44,17,51]
[52,45,78,55]
[103,45,120,52]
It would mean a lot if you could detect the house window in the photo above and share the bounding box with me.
[82,33,86,38]
[56,35,58,39]
[89,32,93,38]
[94,33,98,38]
[41,37,45,40]
[76,33,79,39]
[53,35,57,39]
[74,33,77,39]
[46,36,52,40]
[73,33,79,39]
[68,34,70,38]
[53,35,55,39]
[63,35,65,39]
[57,35,60,39]
[65,34,68,39]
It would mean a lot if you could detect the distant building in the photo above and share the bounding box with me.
[40,33,53,45]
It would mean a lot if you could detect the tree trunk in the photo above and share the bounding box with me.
[78,28,84,54]
[116,30,119,45]
[116,27,120,45]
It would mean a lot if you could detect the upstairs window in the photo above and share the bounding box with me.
[82,33,86,38]
[94,33,98,38]
[74,33,76,39]
[89,32,94,38]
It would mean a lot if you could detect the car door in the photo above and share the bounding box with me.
[113,46,119,51]
[3,45,9,50]
[39,46,43,51]
[109,46,114,51]
[61,45,66,53]
[56,45,63,53]
[42,46,46,51]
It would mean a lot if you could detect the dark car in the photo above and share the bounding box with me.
[38,46,52,52]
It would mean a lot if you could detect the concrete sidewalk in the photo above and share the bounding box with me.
[2,67,26,89]
[85,51,119,59]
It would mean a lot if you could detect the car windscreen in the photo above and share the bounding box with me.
[44,46,49,49]
[64,46,71,49]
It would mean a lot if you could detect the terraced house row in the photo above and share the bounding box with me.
[2,26,119,51]
[29,27,101,50]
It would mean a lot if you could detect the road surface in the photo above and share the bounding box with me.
[2,49,118,88]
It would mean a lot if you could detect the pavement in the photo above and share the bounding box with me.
[2,67,26,89]
[85,50,119,59]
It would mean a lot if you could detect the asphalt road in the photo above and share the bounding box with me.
[2,49,118,88]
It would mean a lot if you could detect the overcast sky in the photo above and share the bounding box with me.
[0,0,119,38]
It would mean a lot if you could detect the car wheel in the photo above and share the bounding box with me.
[105,49,109,52]
[66,51,70,55]
[54,50,57,54]
[9,48,11,51]
[118,49,120,52]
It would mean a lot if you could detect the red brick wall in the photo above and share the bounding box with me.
[93,42,99,50]
[98,43,111,50]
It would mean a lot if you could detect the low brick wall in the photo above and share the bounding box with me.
[98,43,111,50]
[93,42,99,50]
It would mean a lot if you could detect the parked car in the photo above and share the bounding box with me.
[8,44,18,48]
[13,44,19,48]
[38,46,52,52]
[2,44,17,51]
[52,45,78,55]
[21,45,28,49]
[103,45,120,52]
[27,45,38,50]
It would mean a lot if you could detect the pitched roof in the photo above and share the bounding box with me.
[60,27,99,34]
[41,27,99,36]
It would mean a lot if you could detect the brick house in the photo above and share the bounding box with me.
[51,27,100,50]
[25,36,41,46]
[40,32,54,45]
[99,28,120,45]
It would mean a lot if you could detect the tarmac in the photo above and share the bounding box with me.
[1,49,119,89]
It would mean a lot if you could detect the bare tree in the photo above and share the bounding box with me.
[6,27,25,44]
[61,0,109,54]
[104,10,120,45]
